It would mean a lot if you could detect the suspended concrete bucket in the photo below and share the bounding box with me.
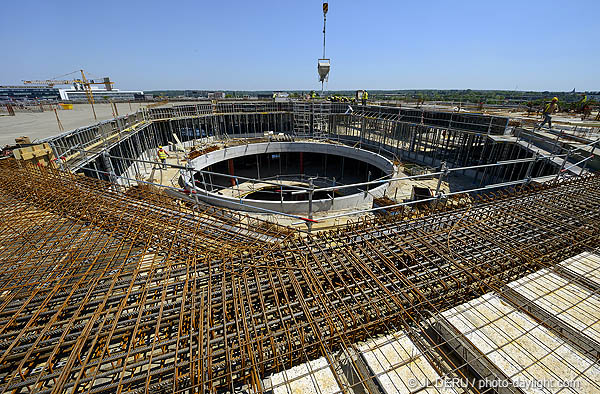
[318,59,330,83]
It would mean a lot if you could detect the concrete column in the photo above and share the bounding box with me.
[256,155,260,179]
[228,159,235,186]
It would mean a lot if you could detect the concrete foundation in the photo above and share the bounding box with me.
[182,141,394,214]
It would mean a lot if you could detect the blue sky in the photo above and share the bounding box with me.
[1,0,598,91]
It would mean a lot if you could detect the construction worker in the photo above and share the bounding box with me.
[310,90,316,100]
[526,101,534,115]
[537,97,559,130]
[157,146,169,169]
[579,94,590,120]
[361,90,368,106]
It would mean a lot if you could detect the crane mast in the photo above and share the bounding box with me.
[23,70,113,120]
[79,69,97,120]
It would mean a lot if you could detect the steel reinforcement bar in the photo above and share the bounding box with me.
[0,162,598,393]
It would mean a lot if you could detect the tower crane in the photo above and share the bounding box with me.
[23,70,114,120]
[317,2,330,95]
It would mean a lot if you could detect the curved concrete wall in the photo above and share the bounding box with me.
[190,141,395,173]
[182,142,394,214]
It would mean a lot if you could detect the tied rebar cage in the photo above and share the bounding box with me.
[0,157,599,393]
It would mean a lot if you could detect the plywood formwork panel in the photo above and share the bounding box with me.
[443,294,600,393]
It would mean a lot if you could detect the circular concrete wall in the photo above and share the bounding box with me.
[181,142,394,214]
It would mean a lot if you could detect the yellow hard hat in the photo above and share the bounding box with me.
[158,146,163,149]
[552,97,558,101]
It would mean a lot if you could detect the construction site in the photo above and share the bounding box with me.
[1,2,600,394]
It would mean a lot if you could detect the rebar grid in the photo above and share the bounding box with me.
[0,161,598,393]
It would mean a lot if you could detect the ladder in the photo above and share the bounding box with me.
[312,102,331,140]
[293,102,311,136]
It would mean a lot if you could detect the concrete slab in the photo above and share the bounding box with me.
[358,333,458,394]
[508,269,600,346]
[268,357,342,394]
[443,293,600,393]
[515,140,584,175]
[559,252,600,288]
[384,167,473,203]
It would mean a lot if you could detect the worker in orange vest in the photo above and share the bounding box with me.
[157,146,169,169]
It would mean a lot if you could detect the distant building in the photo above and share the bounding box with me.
[184,90,204,98]
[207,92,225,100]
[0,86,60,102]
[59,88,144,101]
[588,92,600,100]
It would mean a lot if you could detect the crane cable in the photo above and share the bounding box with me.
[50,70,80,80]
[322,2,328,59]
